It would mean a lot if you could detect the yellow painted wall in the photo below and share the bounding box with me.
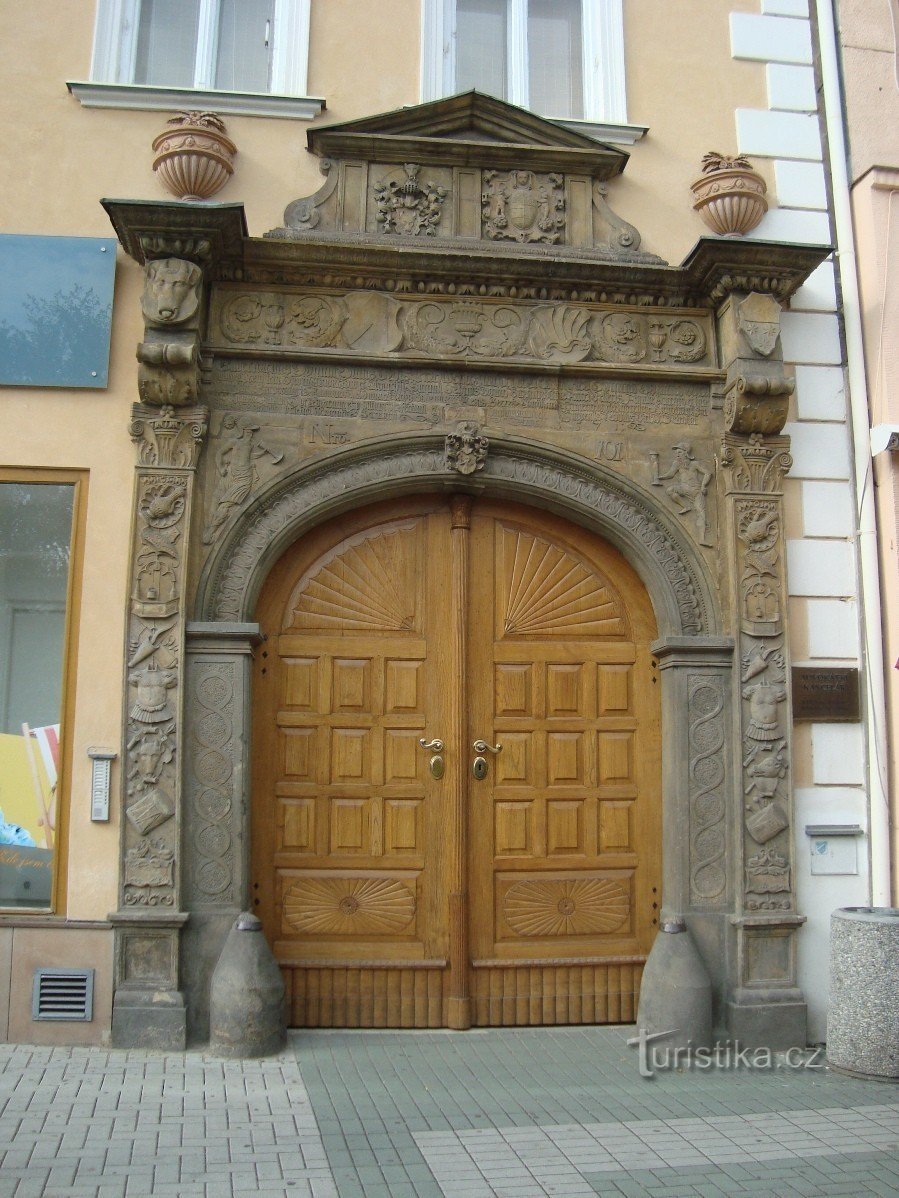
[0,0,769,922]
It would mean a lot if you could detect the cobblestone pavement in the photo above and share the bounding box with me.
[0,1027,897,1197]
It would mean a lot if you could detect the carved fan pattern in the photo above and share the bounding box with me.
[285,520,420,632]
[500,526,626,637]
[283,876,416,935]
[503,877,629,937]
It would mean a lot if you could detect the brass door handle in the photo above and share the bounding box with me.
[419,737,445,780]
[473,739,502,754]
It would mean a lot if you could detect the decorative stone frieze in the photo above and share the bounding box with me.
[211,286,715,374]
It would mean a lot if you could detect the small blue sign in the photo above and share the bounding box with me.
[0,235,116,388]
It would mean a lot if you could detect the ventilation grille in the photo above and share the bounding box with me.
[32,968,94,1021]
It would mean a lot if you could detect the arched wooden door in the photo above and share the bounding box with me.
[252,495,660,1028]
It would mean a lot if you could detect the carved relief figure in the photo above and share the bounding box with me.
[129,660,178,726]
[482,170,565,243]
[203,417,284,544]
[124,838,175,904]
[133,480,185,617]
[374,164,448,236]
[738,500,782,633]
[741,644,790,846]
[650,443,713,546]
[141,258,202,326]
[745,847,791,909]
[593,312,646,363]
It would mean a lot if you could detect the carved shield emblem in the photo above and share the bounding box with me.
[738,292,781,357]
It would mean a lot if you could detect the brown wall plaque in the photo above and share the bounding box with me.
[792,667,861,722]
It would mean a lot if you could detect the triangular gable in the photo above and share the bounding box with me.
[308,90,628,180]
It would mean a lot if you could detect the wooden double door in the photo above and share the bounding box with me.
[252,495,661,1028]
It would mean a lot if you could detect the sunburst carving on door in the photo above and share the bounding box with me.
[283,876,417,935]
[503,877,630,936]
[499,526,627,637]
[285,520,421,632]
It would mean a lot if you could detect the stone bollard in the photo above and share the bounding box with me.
[209,912,286,1058]
[828,906,899,1079]
[636,918,713,1051]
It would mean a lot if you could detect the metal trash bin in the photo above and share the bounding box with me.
[828,907,899,1079]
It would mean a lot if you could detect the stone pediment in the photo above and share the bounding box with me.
[306,91,629,177]
[267,91,653,261]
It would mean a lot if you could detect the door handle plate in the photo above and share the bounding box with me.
[429,754,445,780]
[472,755,488,780]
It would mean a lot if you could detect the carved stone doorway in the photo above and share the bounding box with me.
[250,494,661,1028]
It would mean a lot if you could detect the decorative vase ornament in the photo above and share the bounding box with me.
[691,151,768,237]
[152,111,236,202]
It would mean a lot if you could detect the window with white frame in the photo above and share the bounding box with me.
[421,0,626,126]
[90,0,312,98]
[421,0,628,127]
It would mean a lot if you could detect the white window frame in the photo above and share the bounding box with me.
[71,0,322,119]
[421,0,631,134]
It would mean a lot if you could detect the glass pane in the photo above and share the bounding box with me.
[0,483,74,909]
[0,236,115,389]
[528,0,583,119]
[215,0,274,92]
[456,0,507,100]
[134,0,202,87]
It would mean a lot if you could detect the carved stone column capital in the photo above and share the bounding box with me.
[720,433,792,496]
[130,403,209,468]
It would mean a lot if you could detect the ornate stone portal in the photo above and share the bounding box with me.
[104,93,828,1049]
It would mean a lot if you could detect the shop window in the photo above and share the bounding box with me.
[421,0,626,126]
[0,474,84,912]
[88,0,312,98]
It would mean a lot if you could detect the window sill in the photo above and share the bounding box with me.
[555,117,648,146]
[67,81,326,121]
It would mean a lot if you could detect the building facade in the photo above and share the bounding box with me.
[0,0,886,1049]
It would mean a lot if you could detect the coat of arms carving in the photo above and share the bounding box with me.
[374,163,448,236]
[482,169,565,243]
[445,421,488,475]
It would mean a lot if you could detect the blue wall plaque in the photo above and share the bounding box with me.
[0,235,116,389]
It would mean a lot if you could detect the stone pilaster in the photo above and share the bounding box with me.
[111,255,209,1050]
[651,636,735,1026]
[717,288,807,1048]
[181,622,261,1043]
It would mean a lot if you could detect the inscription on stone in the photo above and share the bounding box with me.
[791,668,860,722]
[207,359,708,433]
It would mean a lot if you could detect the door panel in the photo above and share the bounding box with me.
[253,499,454,1027]
[467,502,660,1025]
[253,496,660,1028]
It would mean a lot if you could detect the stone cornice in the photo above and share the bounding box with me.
[103,199,831,309]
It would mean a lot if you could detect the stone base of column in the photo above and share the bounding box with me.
[111,988,187,1050]
[726,994,807,1050]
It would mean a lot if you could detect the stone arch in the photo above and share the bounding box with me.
[195,434,720,637]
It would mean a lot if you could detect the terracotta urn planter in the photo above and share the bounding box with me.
[152,111,236,202]
[691,151,768,237]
